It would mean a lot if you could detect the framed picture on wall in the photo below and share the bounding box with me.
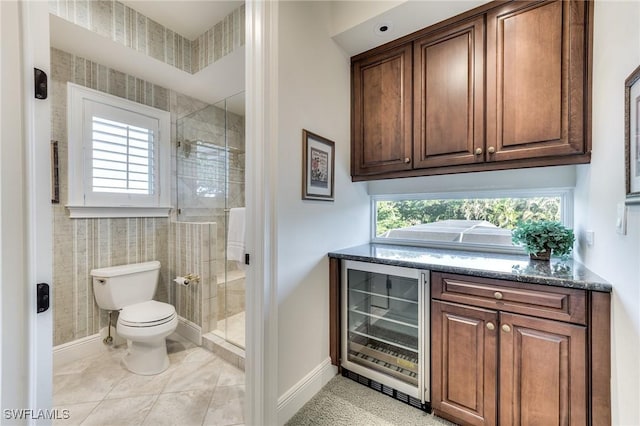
[302,129,335,201]
[625,65,640,204]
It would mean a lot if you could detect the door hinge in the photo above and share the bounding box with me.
[34,68,48,100]
[37,283,50,313]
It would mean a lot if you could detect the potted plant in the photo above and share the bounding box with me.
[511,220,575,261]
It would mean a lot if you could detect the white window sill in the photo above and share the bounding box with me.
[66,205,173,219]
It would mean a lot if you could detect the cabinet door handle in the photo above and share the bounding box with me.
[404,157,411,163]
[488,146,496,154]
[494,291,503,300]
[475,147,483,155]
[486,322,495,331]
[502,324,511,333]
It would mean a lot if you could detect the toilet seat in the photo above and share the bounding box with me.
[119,300,176,328]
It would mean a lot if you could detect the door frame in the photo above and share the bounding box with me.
[0,0,54,417]
[8,2,281,424]
[244,1,279,425]
[21,0,54,415]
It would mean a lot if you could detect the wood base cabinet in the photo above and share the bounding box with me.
[432,301,497,426]
[431,272,608,426]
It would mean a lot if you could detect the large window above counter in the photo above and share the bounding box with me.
[372,189,573,254]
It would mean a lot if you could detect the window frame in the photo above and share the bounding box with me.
[371,188,574,255]
[67,83,171,218]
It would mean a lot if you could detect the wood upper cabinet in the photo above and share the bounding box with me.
[352,44,413,176]
[486,0,588,161]
[350,0,592,181]
[413,16,484,168]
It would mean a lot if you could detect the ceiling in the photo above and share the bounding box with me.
[120,0,243,40]
[332,0,493,57]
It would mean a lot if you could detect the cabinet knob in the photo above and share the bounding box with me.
[502,324,511,333]
[475,147,483,155]
[488,146,496,154]
[404,157,411,163]
[486,322,495,331]
[494,291,503,300]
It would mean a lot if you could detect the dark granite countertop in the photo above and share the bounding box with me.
[328,243,612,293]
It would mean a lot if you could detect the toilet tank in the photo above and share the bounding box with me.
[90,261,161,311]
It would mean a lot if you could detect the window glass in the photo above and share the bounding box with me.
[374,193,568,250]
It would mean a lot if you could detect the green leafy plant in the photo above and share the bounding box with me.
[511,220,575,260]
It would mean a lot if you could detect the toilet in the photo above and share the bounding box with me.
[90,261,177,375]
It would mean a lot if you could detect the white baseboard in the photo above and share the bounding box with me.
[53,333,104,371]
[277,358,337,425]
[176,316,201,346]
[54,317,200,370]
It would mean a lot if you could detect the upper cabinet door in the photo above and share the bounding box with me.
[486,0,587,162]
[413,16,485,169]
[352,44,413,176]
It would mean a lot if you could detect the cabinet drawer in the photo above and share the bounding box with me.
[431,272,586,325]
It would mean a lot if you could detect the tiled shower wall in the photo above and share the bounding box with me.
[171,222,217,333]
[51,47,218,346]
[48,0,245,74]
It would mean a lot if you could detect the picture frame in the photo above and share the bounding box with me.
[302,129,335,201]
[625,65,640,204]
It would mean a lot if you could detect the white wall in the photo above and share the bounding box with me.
[276,0,370,408]
[0,0,29,411]
[329,0,405,36]
[574,1,640,424]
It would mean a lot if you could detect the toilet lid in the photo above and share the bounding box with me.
[119,300,176,326]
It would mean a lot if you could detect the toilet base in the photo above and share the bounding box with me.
[122,338,170,375]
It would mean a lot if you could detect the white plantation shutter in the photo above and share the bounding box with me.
[91,116,154,195]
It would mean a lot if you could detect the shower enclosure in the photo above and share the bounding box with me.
[176,92,246,349]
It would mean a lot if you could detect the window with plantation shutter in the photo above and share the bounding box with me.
[67,83,171,218]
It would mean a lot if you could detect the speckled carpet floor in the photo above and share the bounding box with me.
[286,375,456,426]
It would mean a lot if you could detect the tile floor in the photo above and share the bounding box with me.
[53,333,244,426]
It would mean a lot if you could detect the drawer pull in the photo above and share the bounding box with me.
[494,291,503,300]
[486,322,495,331]
[502,324,511,333]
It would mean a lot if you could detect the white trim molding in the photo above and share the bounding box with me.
[245,1,280,425]
[277,358,337,425]
[53,334,104,371]
[176,316,202,346]
[66,205,172,219]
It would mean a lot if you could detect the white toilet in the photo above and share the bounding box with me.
[90,261,178,375]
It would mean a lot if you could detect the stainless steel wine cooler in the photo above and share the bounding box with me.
[341,260,430,403]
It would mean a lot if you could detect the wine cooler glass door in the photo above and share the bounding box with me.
[342,260,428,401]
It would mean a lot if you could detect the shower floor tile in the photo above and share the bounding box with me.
[211,311,245,348]
[53,333,245,426]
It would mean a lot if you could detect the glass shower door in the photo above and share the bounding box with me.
[176,92,246,349]
[219,92,246,349]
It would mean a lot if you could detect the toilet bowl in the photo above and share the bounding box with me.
[90,261,178,375]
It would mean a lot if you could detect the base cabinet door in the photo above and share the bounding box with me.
[499,312,587,426]
[432,301,497,426]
